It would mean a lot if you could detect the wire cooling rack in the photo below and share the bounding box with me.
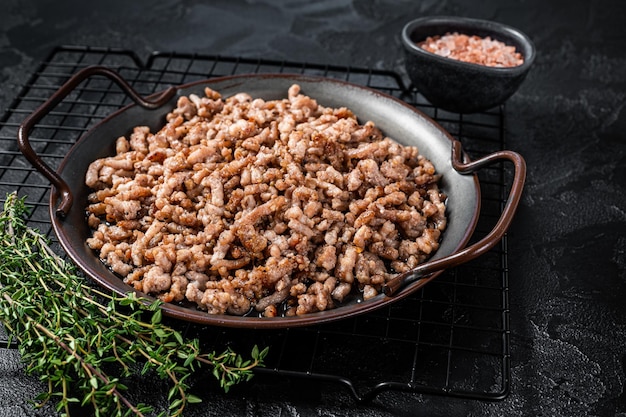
[0,45,511,403]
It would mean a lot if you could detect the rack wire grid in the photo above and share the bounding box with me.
[0,45,511,403]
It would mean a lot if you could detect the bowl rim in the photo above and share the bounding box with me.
[402,15,536,74]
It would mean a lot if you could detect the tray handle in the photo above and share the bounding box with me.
[383,139,526,296]
[17,65,177,218]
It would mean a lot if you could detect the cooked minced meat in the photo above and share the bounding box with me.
[85,84,447,317]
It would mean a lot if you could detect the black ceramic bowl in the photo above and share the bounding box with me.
[402,16,536,113]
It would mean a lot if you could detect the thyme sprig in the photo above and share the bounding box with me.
[0,193,268,416]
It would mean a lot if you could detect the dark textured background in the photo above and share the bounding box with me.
[1,0,625,416]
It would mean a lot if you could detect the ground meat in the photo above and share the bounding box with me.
[85,84,447,317]
[417,32,524,68]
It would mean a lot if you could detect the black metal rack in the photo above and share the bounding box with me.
[0,45,510,404]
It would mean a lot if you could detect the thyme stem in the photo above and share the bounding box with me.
[0,193,268,416]
[2,291,143,416]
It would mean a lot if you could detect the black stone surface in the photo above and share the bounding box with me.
[1,0,625,416]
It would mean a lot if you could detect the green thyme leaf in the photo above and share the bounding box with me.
[0,193,267,416]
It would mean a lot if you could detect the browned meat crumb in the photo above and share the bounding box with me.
[85,84,447,317]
